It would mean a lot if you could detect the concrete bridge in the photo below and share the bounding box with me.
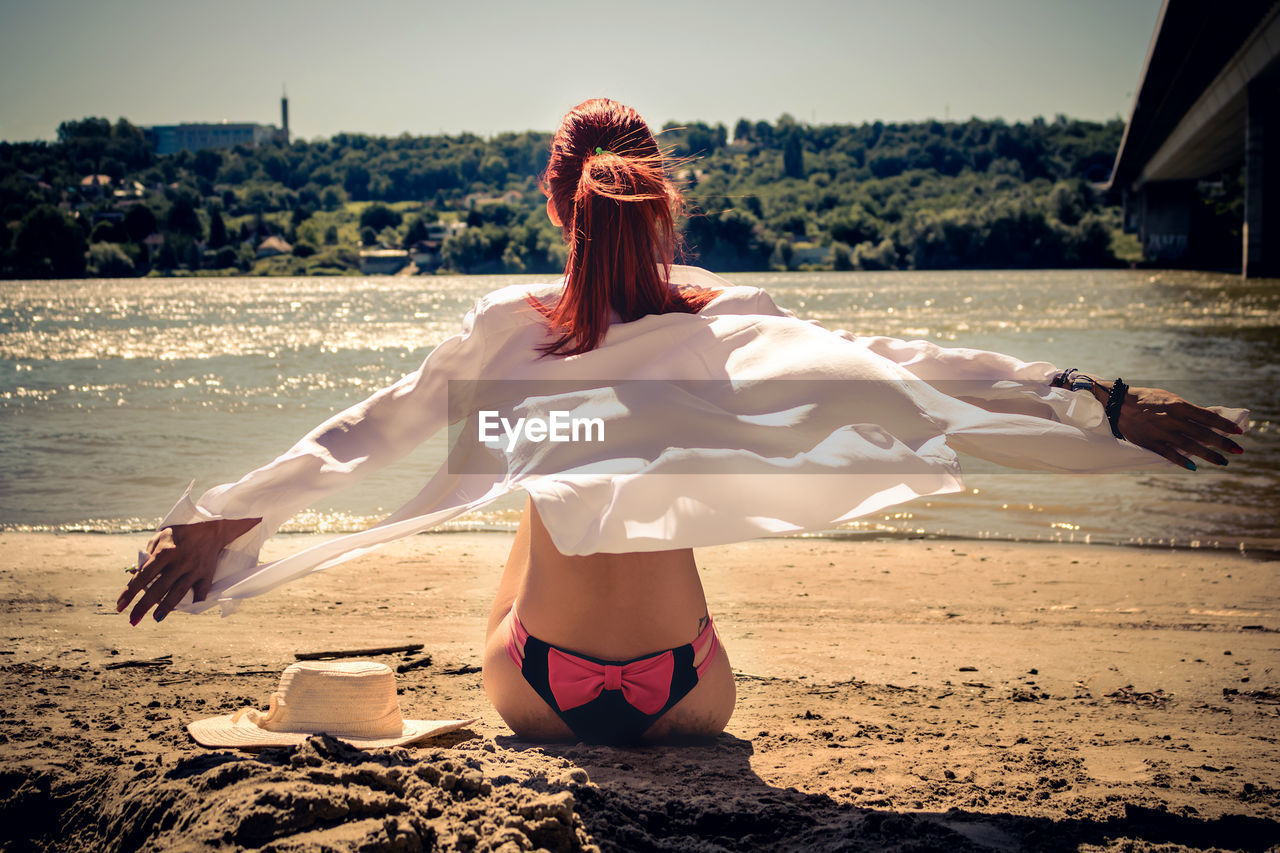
[1108,1,1280,277]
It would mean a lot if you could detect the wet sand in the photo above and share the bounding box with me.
[0,531,1277,851]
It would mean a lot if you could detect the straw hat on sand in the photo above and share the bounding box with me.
[188,660,476,749]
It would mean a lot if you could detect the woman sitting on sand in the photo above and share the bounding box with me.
[118,99,1246,745]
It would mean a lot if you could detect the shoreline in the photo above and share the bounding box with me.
[1,531,1277,850]
[4,525,1277,562]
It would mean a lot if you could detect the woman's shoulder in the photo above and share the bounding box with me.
[668,265,791,318]
[668,264,738,294]
[465,278,565,331]
[479,277,564,310]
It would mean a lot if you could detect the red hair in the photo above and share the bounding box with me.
[538,98,717,356]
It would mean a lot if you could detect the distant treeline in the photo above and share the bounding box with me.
[0,113,1135,278]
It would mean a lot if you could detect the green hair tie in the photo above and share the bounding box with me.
[593,146,611,156]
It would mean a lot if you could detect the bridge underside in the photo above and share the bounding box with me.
[1111,3,1280,277]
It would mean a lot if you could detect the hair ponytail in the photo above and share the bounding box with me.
[539,99,717,356]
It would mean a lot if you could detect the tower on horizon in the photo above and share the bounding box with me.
[281,86,289,144]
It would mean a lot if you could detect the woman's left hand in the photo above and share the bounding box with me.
[1107,383,1245,469]
[117,516,260,625]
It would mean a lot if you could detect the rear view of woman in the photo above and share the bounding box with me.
[119,99,1245,745]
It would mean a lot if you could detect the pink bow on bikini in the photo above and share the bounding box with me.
[546,648,674,715]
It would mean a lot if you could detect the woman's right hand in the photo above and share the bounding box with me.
[117,517,261,625]
[1090,380,1245,469]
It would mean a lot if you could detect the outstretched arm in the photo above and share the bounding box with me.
[749,287,1248,469]
[117,296,491,624]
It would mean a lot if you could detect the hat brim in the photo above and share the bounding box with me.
[187,715,478,750]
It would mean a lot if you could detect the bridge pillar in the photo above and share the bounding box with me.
[1244,74,1280,278]
[1139,181,1195,264]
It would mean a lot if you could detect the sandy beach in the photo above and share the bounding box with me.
[1,531,1277,851]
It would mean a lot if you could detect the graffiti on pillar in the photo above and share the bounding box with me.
[1145,233,1188,261]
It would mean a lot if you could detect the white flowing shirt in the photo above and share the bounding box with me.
[158,266,1247,614]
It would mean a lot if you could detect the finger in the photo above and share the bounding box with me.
[192,575,212,604]
[1175,422,1237,465]
[1161,422,1227,466]
[129,570,187,626]
[118,562,155,608]
[118,546,174,604]
[117,550,172,612]
[154,572,197,622]
[1177,402,1245,436]
[1150,439,1196,471]
[1173,433,1226,467]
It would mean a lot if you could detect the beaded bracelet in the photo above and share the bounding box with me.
[1105,377,1128,440]
[1051,368,1096,395]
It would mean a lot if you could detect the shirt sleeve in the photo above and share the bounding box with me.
[155,296,490,566]
[746,285,1099,423]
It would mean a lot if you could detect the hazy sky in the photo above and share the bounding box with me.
[0,0,1163,142]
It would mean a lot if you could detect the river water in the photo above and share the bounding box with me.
[2,269,1277,553]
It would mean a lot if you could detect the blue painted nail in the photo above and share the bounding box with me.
[1186,461,1197,471]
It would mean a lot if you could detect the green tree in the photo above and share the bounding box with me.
[90,218,127,243]
[479,155,509,185]
[166,194,203,238]
[123,204,157,243]
[208,209,228,248]
[404,215,433,245]
[442,224,508,273]
[344,164,371,199]
[86,242,136,277]
[831,241,853,271]
[13,205,87,277]
[193,148,222,181]
[211,245,239,269]
[852,237,898,270]
[774,238,793,270]
[320,187,346,210]
[359,203,401,232]
[783,133,804,179]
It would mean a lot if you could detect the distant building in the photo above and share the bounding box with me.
[113,180,146,199]
[408,240,442,271]
[257,235,293,258]
[790,242,832,267]
[359,249,409,275]
[78,174,113,194]
[144,123,280,155]
[144,91,290,154]
[427,222,466,241]
[463,189,525,208]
